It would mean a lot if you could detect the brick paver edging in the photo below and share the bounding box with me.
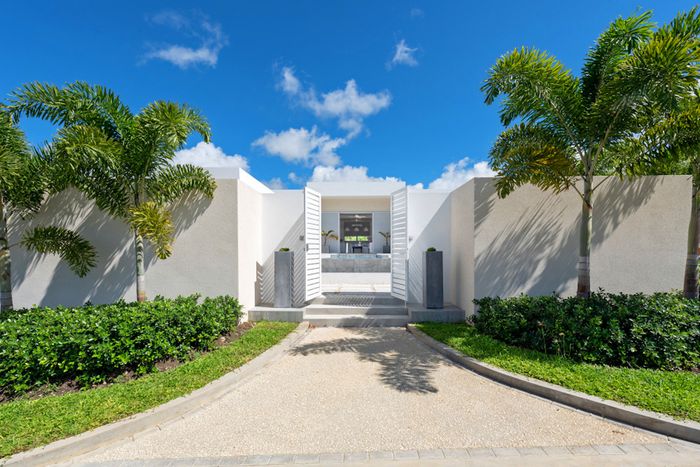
[71,443,700,466]
[406,324,700,445]
[4,322,311,467]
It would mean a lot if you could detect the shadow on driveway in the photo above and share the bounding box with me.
[289,328,454,394]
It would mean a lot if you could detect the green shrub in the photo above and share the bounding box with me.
[0,295,241,395]
[473,292,700,370]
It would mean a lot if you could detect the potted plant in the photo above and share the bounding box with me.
[321,230,339,253]
[423,247,443,309]
[380,231,391,253]
[274,248,293,307]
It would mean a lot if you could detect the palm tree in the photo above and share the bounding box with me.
[322,229,339,253]
[625,11,700,299]
[9,82,216,302]
[482,10,700,297]
[0,110,96,310]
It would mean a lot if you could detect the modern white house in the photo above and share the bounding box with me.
[9,168,692,326]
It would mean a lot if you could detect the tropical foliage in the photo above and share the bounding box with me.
[622,9,700,298]
[0,294,242,395]
[473,292,700,370]
[321,229,339,252]
[482,9,700,297]
[9,82,216,301]
[0,110,96,310]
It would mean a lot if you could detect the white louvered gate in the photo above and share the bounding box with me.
[304,187,322,302]
[390,187,408,301]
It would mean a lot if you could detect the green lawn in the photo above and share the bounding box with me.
[416,323,700,422]
[0,321,297,458]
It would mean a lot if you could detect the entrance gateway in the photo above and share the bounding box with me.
[249,178,465,326]
[304,184,409,302]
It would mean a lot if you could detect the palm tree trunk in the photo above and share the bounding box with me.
[577,177,593,298]
[0,202,12,311]
[135,232,146,302]
[683,178,700,299]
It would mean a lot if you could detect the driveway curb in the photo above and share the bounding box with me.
[3,322,310,467]
[407,324,700,445]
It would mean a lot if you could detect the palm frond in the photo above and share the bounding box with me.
[0,111,28,193]
[490,123,578,197]
[22,226,97,277]
[127,102,211,177]
[147,164,216,204]
[8,82,132,141]
[581,11,654,104]
[129,201,174,260]
[482,47,584,149]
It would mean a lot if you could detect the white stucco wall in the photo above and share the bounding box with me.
[449,181,475,312]
[259,190,305,306]
[11,180,240,309]
[406,190,453,304]
[464,175,692,314]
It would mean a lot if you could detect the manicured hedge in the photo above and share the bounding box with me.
[473,292,700,370]
[0,295,241,395]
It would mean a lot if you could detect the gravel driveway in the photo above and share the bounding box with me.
[79,327,662,462]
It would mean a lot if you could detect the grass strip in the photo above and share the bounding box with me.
[0,321,297,458]
[416,323,700,422]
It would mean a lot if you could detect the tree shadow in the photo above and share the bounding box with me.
[289,328,451,394]
[473,177,660,298]
[257,214,306,307]
[10,188,214,307]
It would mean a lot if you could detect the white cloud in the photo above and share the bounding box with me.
[266,178,286,190]
[280,67,301,94]
[173,142,249,170]
[310,165,402,183]
[410,8,424,18]
[252,126,344,167]
[145,13,228,69]
[279,67,390,138]
[428,158,496,190]
[288,172,304,185]
[389,40,418,68]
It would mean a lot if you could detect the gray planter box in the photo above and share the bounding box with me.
[423,251,443,309]
[383,245,391,254]
[274,251,294,308]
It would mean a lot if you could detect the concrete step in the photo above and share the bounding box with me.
[305,314,410,327]
[304,304,407,316]
[312,292,404,307]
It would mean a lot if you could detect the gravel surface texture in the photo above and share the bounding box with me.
[80,327,661,461]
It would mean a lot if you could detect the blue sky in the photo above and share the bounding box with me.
[2,1,697,189]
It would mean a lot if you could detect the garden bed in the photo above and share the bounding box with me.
[0,320,297,457]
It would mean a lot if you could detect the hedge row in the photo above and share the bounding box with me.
[0,295,242,395]
[473,292,700,370]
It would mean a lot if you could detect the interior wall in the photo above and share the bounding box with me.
[373,212,391,253]
[321,212,340,253]
[406,190,452,304]
[322,197,390,212]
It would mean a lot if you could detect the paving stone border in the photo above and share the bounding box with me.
[406,324,700,445]
[68,443,700,466]
[3,322,311,467]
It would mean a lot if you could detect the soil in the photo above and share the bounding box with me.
[0,322,256,403]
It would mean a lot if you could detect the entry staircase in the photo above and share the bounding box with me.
[304,292,409,327]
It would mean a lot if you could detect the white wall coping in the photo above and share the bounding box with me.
[307,181,406,197]
[203,167,273,194]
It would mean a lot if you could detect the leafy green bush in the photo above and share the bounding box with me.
[0,295,241,395]
[473,292,700,370]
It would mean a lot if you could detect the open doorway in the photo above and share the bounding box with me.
[320,205,391,293]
